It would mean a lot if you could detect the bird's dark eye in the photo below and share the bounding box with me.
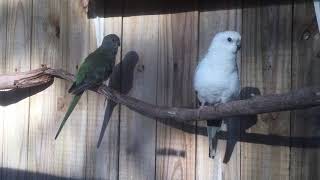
[227,37,232,42]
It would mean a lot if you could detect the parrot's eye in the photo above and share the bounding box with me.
[227,37,232,42]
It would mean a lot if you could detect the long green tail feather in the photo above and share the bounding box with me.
[55,93,83,139]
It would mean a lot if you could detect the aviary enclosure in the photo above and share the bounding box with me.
[0,0,319,179]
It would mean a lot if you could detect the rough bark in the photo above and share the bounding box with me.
[0,67,319,121]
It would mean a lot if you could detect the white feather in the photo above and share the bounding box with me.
[314,1,320,32]
[194,31,241,105]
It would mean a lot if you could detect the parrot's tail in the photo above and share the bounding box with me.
[55,93,83,139]
[207,119,222,158]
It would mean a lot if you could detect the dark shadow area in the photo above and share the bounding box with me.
[88,0,295,18]
[217,131,320,148]
[156,148,186,157]
[223,117,241,163]
[97,51,139,147]
[157,118,199,135]
[156,87,320,159]
[197,128,320,148]
[0,79,53,106]
[0,167,82,180]
[155,125,320,157]
[223,87,260,163]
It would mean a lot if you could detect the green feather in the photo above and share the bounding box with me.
[55,34,120,140]
[55,93,83,139]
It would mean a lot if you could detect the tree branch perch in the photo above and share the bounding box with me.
[0,67,319,121]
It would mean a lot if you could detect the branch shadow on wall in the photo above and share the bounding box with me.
[156,87,320,163]
[0,79,53,106]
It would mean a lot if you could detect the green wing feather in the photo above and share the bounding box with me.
[55,46,117,140]
[55,93,83,139]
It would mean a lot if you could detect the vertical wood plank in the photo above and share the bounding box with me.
[51,0,90,178]
[28,0,64,178]
[85,17,122,180]
[241,1,292,179]
[290,0,320,179]
[0,0,6,72]
[2,0,32,178]
[119,5,158,180]
[196,1,242,180]
[0,0,7,175]
[156,10,198,180]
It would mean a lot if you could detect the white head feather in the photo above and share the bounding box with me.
[208,31,241,54]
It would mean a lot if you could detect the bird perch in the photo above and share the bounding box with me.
[0,67,319,121]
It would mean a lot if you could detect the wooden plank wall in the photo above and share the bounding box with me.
[0,0,319,180]
[291,0,320,179]
[2,0,31,179]
[241,1,292,179]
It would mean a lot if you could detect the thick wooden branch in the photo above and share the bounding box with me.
[0,67,319,121]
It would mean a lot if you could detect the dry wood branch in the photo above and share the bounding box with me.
[0,67,320,121]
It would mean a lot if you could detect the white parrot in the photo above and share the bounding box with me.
[194,31,241,158]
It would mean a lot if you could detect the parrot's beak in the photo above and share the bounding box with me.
[237,44,241,50]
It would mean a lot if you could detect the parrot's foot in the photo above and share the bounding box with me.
[197,103,206,119]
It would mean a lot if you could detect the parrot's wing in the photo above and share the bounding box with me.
[68,82,77,93]
[68,54,101,94]
[68,80,97,95]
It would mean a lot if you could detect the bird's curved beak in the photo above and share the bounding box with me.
[237,44,241,51]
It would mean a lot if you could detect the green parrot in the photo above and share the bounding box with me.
[55,34,120,140]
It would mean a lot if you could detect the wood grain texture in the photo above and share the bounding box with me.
[1,1,320,179]
[290,0,320,179]
[0,0,6,73]
[2,0,31,176]
[51,0,90,178]
[1,0,32,179]
[156,10,198,180]
[197,1,242,179]
[0,0,7,176]
[119,4,158,179]
[241,1,292,179]
[83,18,102,179]
[28,0,64,178]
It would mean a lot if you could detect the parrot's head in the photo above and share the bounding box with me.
[101,34,121,50]
[209,31,241,54]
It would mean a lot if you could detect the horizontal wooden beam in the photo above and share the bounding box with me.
[0,67,319,121]
[87,0,294,18]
